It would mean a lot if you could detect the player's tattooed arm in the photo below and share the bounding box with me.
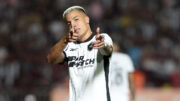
[47,35,68,64]
[92,27,113,56]
[47,28,77,64]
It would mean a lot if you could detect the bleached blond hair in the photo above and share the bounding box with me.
[63,6,86,19]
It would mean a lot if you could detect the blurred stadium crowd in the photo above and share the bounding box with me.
[0,0,180,101]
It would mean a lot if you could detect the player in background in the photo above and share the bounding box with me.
[47,6,113,101]
[109,42,135,101]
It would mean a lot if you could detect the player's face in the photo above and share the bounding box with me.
[65,10,89,41]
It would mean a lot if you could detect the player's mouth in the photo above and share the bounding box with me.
[74,28,80,34]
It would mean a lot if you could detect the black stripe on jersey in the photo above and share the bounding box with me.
[104,56,111,101]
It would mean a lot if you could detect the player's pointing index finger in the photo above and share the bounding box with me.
[96,27,100,38]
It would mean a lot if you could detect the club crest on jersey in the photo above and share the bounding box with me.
[68,56,95,68]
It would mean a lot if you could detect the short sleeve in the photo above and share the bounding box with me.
[101,33,113,48]
[100,33,113,55]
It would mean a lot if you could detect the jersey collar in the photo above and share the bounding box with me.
[76,33,94,44]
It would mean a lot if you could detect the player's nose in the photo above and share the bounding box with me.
[71,21,77,28]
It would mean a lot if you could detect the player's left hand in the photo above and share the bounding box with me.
[92,27,105,49]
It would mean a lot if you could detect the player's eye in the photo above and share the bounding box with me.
[75,18,79,21]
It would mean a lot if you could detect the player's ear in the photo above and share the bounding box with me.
[85,16,90,24]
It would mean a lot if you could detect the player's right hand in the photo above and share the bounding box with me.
[91,27,105,49]
[66,28,78,42]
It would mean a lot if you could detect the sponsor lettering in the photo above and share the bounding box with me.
[68,56,95,68]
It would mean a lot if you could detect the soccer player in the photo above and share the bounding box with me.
[109,42,135,101]
[47,6,113,101]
